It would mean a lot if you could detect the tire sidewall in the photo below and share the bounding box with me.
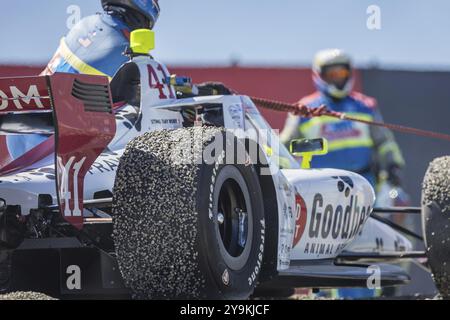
[196,154,265,299]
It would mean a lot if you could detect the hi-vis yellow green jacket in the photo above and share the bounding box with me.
[280,91,404,186]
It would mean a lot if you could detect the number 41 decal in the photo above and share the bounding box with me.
[147,64,175,99]
[58,156,86,217]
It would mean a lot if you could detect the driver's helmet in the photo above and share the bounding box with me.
[312,49,353,99]
[101,0,160,29]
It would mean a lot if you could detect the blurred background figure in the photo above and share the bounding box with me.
[280,49,407,298]
[280,49,405,189]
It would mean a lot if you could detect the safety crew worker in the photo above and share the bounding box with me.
[280,49,405,188]
[281,49,407,299]
[41,0,161,78]
[5,0,161,161]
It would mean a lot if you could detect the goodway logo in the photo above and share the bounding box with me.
[0,85,45,111]
[292,194,307,247]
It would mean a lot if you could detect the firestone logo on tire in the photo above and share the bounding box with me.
[292,193,307,247]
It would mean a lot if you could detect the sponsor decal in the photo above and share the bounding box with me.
[282,202,293,225]
[58,156,87,217]
[375,237,384,250]
[278,181,293,196]
[147,64,175,99]
[320,122,361,140]
[0,85,47,112]
[394,235,407,252]
[228,104,244,129]
[307,194,370,241]
[248,218,265,286]
[1,167,56,182]
[333,175,354,196]
[78,37,92,48]
[88,157,120,175]
[77,29,98,48]
[150,118,180,125]
[292,193,307,247]
[303,176,371,256]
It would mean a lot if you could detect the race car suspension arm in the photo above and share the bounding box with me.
[372,207,421,214]
[338,207,427,263]
[83,198,113,209]
[337,250,427,261]
[47,197,113,211]
[371,212,424,241]
[46,198,113,226]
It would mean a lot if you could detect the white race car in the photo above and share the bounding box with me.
[0,51,442,299]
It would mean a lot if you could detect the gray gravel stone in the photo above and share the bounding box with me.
[422,156,450,213]
[0,291,57,300]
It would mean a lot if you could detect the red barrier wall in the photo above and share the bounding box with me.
[0,65,43,77]
[0,65,362,130]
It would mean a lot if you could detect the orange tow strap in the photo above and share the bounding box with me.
[250,97,450,143]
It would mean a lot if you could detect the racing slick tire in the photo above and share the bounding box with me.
[112,127,266,299]
[422,156,450,299]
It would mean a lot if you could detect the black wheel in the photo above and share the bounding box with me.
[422,156,450,299]
[112,127,266,299]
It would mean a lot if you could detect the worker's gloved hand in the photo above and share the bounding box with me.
[196,82,235,96]
[293,102,330,118]
[387,164,403,187]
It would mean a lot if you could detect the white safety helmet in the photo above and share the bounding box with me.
[312,49,353,99]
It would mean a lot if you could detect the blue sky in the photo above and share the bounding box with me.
[1,0,450,69]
